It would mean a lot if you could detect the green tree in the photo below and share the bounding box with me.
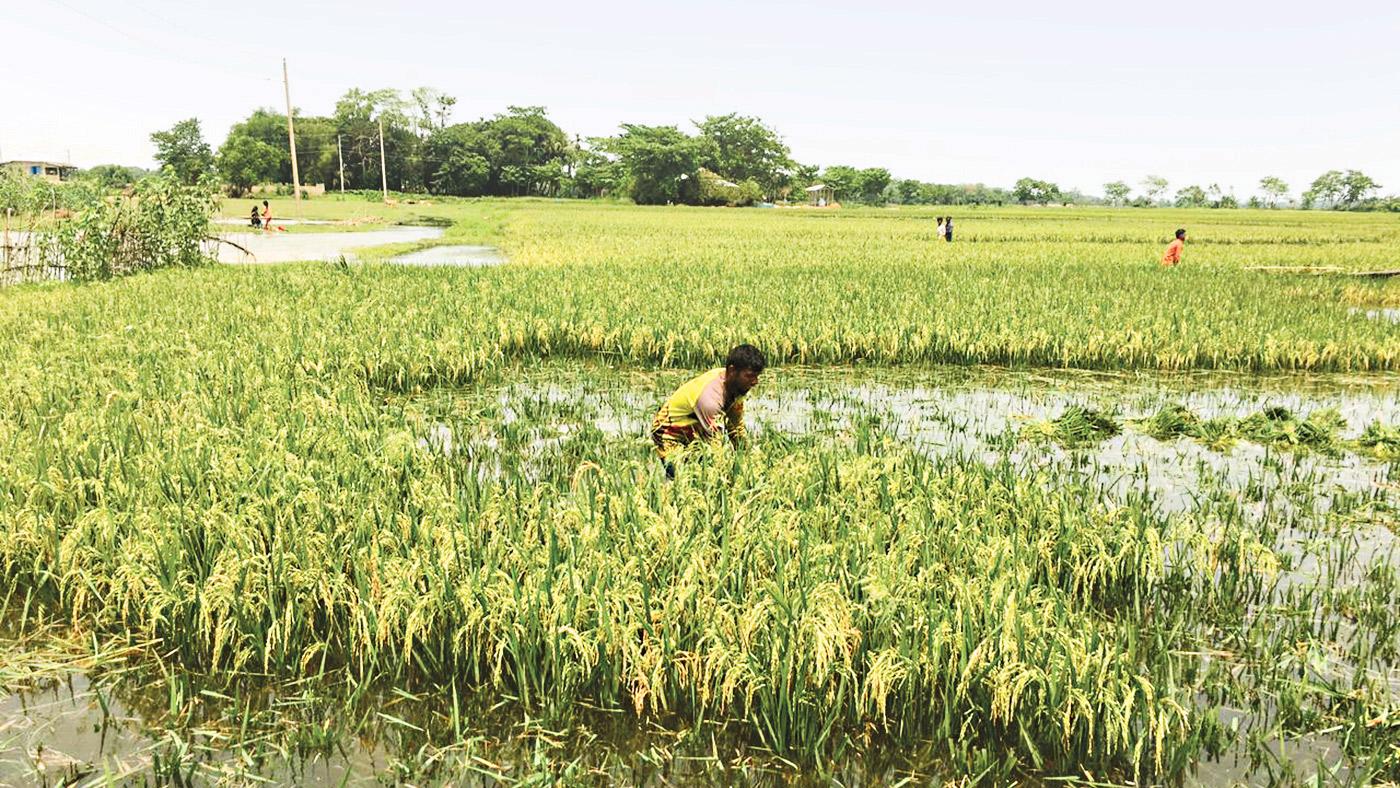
[695,114,793,198]
[333,88,418,191]
[604,124,705,205]
[480,106,570,196]
[1014,178,1061,205]
[819,166,861,202]
[1258,176,1288,208]
[420,107,570,197]
[216,134,285,196]
[570,144,623,198]
[151,118,214,185]
[1103,181,1131,206]
[423,123,490,196]
[855,168,892,203]
[78,164,149,190]
[409,87,457,136]
[427,131,491,195]
[1339,170,1380,208]
[791,163,820,191]
[1141,175,1169,205]
[895,179,924,204]
[1174,185,1208,207]
[1303,170,1344,209]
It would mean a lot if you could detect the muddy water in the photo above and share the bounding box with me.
[435,366,1399,518]
[1350,306,1400,325]
[0,671,385,786]
[212,217,337,227]
[387,244,506,267]
[0,658,782,787]
[213,226,444,263]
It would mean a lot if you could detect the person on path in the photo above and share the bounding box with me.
[1161,228,1186,266]
[261,200,273,232]
[944,216,954,242]
[651,344,765,478]
[250,204,262,229]
[936,216,947,242]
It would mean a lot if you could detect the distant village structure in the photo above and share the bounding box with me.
[2,160,76,184]
[805,183,835,207]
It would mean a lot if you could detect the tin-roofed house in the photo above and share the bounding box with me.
[805,183,835,207]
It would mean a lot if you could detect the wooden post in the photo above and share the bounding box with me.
[337,134,345,193]
[283,58,302,212]
[378,117,389,203]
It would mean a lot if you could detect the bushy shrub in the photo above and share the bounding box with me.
[38,170,220,281]
[697,169,762,206]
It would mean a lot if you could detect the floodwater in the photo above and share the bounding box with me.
[1349,306,1400,325]
[0,667,387,786]
[387,244,506,267]
[6,365,1398,784]
[212,217,336,227]
[418,366,1400,518]
[214,226,444,263]
[4,226,451,276]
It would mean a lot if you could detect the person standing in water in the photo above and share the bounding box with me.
[650,344,765,478]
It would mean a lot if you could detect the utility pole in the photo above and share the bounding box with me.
[282,58,302,212]
[337,134,345,193]
[377,117,388,203]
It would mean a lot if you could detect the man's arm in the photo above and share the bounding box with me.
[692,375,727,438]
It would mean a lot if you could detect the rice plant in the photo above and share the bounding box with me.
[1,199,1398,784]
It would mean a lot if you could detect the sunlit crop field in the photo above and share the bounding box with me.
[1,201,1398,784]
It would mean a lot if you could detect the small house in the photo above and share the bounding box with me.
[2,160,76,184]
[805,183,835,207]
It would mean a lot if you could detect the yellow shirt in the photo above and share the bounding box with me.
[650,368,748,458]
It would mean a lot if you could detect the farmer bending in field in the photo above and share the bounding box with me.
[651,344,765,478]
[1161,228,1186,267]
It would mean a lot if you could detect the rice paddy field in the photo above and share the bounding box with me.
[1,199,1399,785]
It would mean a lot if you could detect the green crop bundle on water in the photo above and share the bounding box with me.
[1,199,1398,784]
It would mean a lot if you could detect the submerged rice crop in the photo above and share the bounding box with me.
[2,201,1398,783]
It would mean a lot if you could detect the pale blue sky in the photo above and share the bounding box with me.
[4,0,1397,199]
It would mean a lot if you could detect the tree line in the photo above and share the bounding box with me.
[121,85,1393,210]
[1095,171,1387,210]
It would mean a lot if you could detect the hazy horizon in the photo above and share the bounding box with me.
[4,0,1398,199]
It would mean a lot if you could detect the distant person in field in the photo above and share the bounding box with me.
[249,204,262,229]
[1161,228,1186,266]
[944,216,954,242]
[936,216,947,242]
[261,200,273,232]
[651,344,765,479]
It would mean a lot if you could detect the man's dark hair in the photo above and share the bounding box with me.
[1175,228,1186,239]
[726,344,766,373]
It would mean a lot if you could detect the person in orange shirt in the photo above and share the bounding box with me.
[1161,228,1186,266]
